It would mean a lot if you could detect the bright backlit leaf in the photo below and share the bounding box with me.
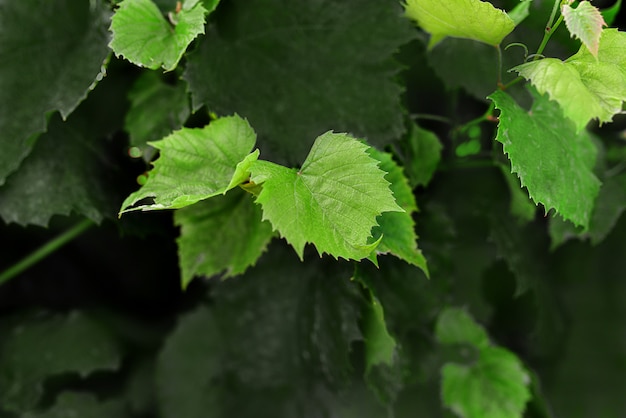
[174,189,274,288]
[250,133,402,260]
[0,0,111,184]
[562,1,606,57]
[512,29,626,131]
[404,0,515,48]
[489,89,601,228]
[367,147,428,275]
[120,115,258,213]
[184,0,415,165]
[109,0,207,71]
[442,347,531,418]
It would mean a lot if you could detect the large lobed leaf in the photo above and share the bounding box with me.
[489,89,601,228]
[120,115,259,213]
[184,0,415,165]
[512,29,626,131]
[0,0,111,184]
[404,0,515,48]
[250,133,403,260]
[109,0,207,71]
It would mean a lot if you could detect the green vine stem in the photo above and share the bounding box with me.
[535,0,566,58]
[0,219,94,286]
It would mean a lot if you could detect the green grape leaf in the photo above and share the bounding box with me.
[367,147,429,275]
[250,133,402,260]
[512,29,626,131]
[601,0,622,26]
[174,189,274,288]
[489,89,601,228]
[0,66,132,226]
[508,0,533,26]
[562,1,606,57]
[441,347,531,418]
[125,72,190,152]
[0,0,111,184]
[403,0,515,48]
[22,393,129,418]
[363,296,396,372]
[109,0,207,71]
[435,307,490,350]
[184,0,415,165]
[120,115,258,214]
[0,312,122,413]
[402,122,442,188]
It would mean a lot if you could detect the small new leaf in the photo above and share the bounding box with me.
[109,0,206,71]
[562,1,606,57]
[120,115,258,214]
[404,0,515,48]
[250,133,403,260]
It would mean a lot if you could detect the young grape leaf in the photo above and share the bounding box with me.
[109,0,207,71]
[489,89,601,228]
[0,0,111,184]
[562,1,606,57]
[184,0,415,165]
[249,133,403,261]
[508,0,533,26]
[119,115,258,214]
[512,29,626,131]
[0,312,122,413]
[401,122,442,188]
[174,189,274,288]
[404,0,515,48]
[435,307,490,349]
[125,72,190,153]
[367,147,429,275]
[441,347,531,418]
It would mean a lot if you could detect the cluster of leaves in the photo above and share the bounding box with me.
[1,0,626,417]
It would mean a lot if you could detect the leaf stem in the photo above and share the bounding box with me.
[496,44,504,87]
[0,219,94,286]
[535,1,565,58]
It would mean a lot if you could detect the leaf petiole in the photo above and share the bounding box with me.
[0,219,94,286]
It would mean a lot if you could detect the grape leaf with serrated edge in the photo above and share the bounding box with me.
[562,1,606,57]
[367,147,428,275]
[249,132,403,261]
[0,0,111,185]
[512,29,626,132]
[174,189,274,288]
[404,0,515,48]
[489,89,600,228]
[184,0,415,165]
[119,115,259,213]
[109,0,206,71]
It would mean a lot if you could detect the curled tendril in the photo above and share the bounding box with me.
[505,42,529,60]
[526,53,545,62]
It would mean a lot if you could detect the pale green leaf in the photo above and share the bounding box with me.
[435,307,490,350]
[442,347,531,418]
[367,147,429,275]
[175,189,274,288]
[508,0,533,26]
[512,29,626,131]
[250,133,402,260]
[0,312,122,413]
[402,122,442,188]
[404,0,515,48]
[0,0,111,184]
[562,1,606,57]
[109,0,206,71]
[125,71,190,152]
[489,89,601,228]
[120,115,258,213]
[601,0,622,26]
